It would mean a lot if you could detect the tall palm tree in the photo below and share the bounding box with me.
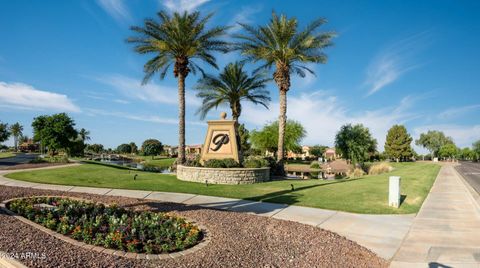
[195,62,271,160]
[234,12,334,171]
[78,128,91,142]
[128,11,229,164]
[10,122,23,152]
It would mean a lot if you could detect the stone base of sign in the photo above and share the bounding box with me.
[177,165,270,184]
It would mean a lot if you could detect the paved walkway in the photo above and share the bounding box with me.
[391,164,480,267]
[0,165,413,261]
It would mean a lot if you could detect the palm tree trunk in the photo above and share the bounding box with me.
[178,73,186,164]
[232,113,243,164]
[277,89,287,173]
[14,136,17,152]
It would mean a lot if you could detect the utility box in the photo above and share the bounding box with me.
[389,176,401,208]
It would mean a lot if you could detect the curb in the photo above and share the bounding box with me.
[453,165,480,213]
[0,196,210,261]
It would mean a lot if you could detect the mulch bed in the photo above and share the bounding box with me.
[0,185,388,268]
[0,163,68,170]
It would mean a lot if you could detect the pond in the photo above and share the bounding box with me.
[97,160,173,174]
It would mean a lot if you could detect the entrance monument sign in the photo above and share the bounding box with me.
[200,112,240,163]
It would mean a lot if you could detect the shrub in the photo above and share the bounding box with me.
[7,197,202,254]
[348,167,365,178]
[243,157,269,168]
[368,162,393,175]
[184,155,202,167]
[310,161,321,169]
[203,158,240,168]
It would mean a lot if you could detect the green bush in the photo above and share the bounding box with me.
[203,158,240,168]
[243,157,269,168]
[310,161,321,169]
[8,197,202,254]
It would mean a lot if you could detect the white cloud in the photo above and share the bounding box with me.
[229,5,262,33]
[364,32,430,96]
[94,74,200,106]
[162,0,210,12]
[413,124,480,149]
[96,0,131,23]
[241,91,418,150]
[0,81,80,112]
[437,104,480,120]
[86,108,205,126]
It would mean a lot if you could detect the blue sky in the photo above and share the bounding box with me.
[1,0,479,152]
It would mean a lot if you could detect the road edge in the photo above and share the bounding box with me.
[453,163,480,213]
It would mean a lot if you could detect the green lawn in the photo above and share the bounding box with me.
[6,162,440,214]
[0,152,15,159]
[141,157,175,168]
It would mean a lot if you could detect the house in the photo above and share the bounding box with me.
[323,148,337,161]
[165,145,203,157]
[286,145,312,160]
[18,139,39,152]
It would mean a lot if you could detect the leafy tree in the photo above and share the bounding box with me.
[234,12,334,168]
[128,11,229,164]
[32,113,78,156]
[0,122,10,144]
[439,143,459,160]
[78,128,91,142]
[86,144,104,154]
[384,125,413,162]
[309,145,329,158]
[335,124,377,165]
[129,142,138,154]
[237,124,252,156]
[195,61,271,161]
[460,147,473,160]
[250,120,306,156]
[415,130,453,158]
[9,122,23,151]
[473,140,480,161]
[117,143,132,154]
[141,139,163,159]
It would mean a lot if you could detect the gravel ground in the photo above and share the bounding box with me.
[0,185,388,268]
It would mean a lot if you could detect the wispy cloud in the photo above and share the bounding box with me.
[86,108,205,126]
[364,32,430,96]
[437,104,480,120]
[413,124,480,149]
[93,74,200,106]
[0,81,80,112]
[241,91,419,149]
[162,0,210,12]
[229,5,262,33]
[96,0,132,23]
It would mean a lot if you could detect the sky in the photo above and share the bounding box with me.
[1,0,479,153]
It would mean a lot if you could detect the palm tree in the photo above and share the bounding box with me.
[195,62,271,160]
[10,123,23,151]
[128,11,229,164]
[78,128,91,142]
[234,12,334,171]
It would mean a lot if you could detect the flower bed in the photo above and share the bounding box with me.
[6,197,202,254]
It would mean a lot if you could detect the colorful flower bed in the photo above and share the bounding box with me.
[7,197,202,254]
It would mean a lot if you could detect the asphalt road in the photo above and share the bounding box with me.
[455,161,480,195]
[0,153,38,168]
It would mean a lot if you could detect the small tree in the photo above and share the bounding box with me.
[439,143,458,161]
[32,113,78,156]
[384,125,413,162]
[250,120,306,157]
[141,139,163,159]
[86,144,104,154]
[9,122,23,151]
[415,130,453,159]
[460,147,473,160]
[0,122,10,144]
[237,124,252,156]
[129,142,138,154]
[472,140,480,161]
[309,145,328,158]
[335,124,377,165]
[117,143,132,154]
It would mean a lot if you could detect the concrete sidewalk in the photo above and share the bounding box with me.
[0,168,413,261]
[391,164,480,267]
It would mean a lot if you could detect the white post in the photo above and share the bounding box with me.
[389,176,401,208]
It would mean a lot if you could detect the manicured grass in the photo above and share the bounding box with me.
[0,152,15,159]
[141,157,175,168]
[6,162,440,214]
